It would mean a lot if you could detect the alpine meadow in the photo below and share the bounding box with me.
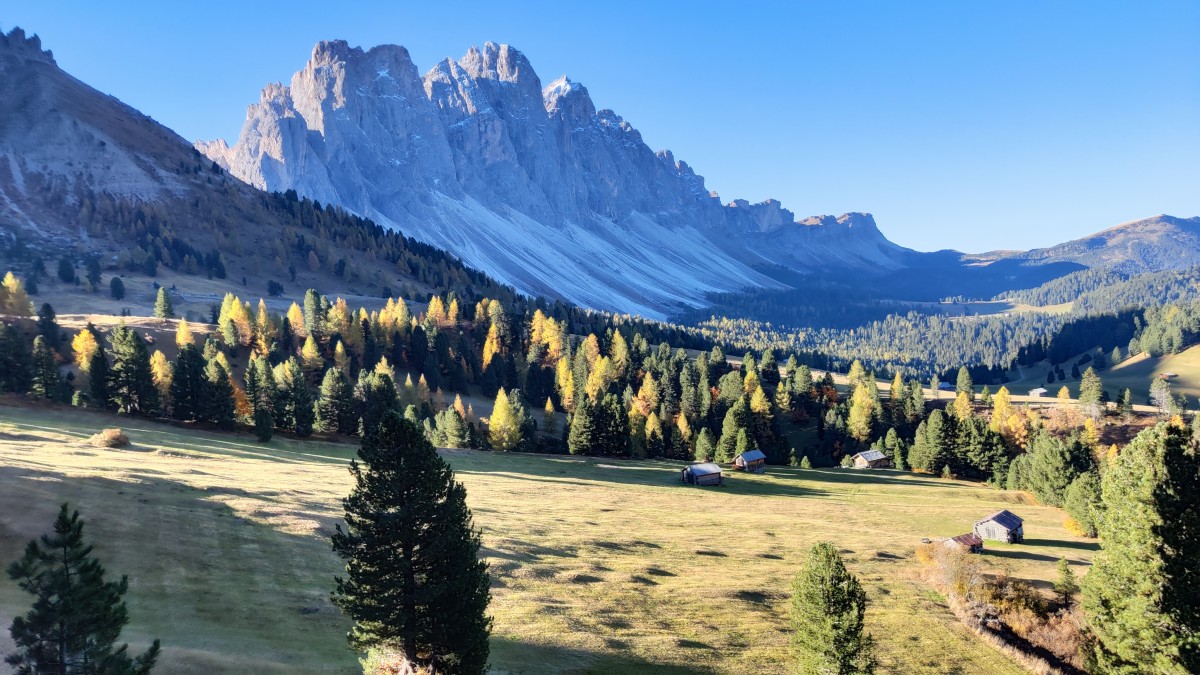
[1,4,1198,675]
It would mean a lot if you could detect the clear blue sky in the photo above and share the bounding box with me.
[5,1,1198,252]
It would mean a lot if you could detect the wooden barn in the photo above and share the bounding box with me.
[681,463,723,486]
[852,449,892,469]
[734,449,767,473]
[943,533,984,553]
[973,510,1024,543]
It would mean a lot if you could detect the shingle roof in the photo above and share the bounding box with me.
[976,509,1023,531]
[686,463,722,475]
[948,533,983,548]
[737,450,766,462]
[855,450,888,462]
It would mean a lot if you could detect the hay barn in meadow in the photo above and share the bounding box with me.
[681,463,723,486]
[974,510,1024,543]
[733,449,766,473]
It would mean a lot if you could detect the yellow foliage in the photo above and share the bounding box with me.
[1063,517,1089,537]
[175,319,195,349]
[482,323,502,369]
[72,329,100,373]
[1,271,32,316]
[150,350,172,400]
[286,303,307,338]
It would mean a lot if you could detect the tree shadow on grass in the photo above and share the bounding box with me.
[983,549,1063,563]
[489,635,712,674]
[1021,537,1100,552]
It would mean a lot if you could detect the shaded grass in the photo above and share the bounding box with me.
[0,404,1096,673]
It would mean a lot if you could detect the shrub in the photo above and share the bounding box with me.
[839,455,854,468]
[800,456,813,469]
[89,428,129,448]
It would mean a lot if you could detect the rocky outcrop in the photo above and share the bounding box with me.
[202,39,910,317]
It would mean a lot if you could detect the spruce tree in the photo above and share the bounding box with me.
[315,368,357,435]
[956,366,973,394]
[254,407,274,443]
[6,504,161,674]
[201,360,236,429]
[1082,425,1196,674]
[169,345,206,421]
[29,336,65,402]
[357,372,399,439]
[284,358,315,437]
[790,542,875,674]
[1078,366,1103,420]
[0,323,34,393]
[567,398,596,456]
[694,427,715,462]
[152,288,173,319]
[331,413,491,673]
[1055,558,1078,606]
[107,324,158,415]
[87,348,111,411]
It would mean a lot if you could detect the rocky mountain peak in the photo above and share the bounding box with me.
[1,26,55,65]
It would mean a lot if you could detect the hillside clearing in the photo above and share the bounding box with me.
[0,403,1095,673]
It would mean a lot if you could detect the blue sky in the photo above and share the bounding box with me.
[5,1,1198,252]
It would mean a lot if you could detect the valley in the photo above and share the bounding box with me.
[0,404,1091,674]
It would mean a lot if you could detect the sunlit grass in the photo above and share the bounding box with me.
[0,403,1094,673]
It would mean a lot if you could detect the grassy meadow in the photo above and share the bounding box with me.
[0,402,1097,674]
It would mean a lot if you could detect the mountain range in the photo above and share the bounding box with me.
[2,26,1197,320]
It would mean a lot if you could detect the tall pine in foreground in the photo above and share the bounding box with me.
[332,412,491,673]
[791,542,875,675]
[6,503,160,674]
[1082,425,1197,673]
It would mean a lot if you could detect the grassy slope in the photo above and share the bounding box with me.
[0,404,1096,674]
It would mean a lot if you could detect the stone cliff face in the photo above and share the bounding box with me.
[203,39,907,317]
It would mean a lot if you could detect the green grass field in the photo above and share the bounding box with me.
[0,403,1096,673]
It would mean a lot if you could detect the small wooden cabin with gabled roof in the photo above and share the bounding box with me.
[681,463,723,486]
[852,449,892,469]
[734,449,766,473]
[943,533,984,553]
[974,510,1024,543]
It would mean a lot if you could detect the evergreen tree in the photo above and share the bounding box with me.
[254,407,274,443]
[1082,425,1196,674]
[331,413,491,673]
[201,360,236,429]
[315,368,357,435]
[29,336,66,402]
[283,358,314,436]
[169,345,206,421]
[152,288,173,319]
[303,289,323,337]
[790,542,875,674]
[87,348,111,411]
[5,504,160,674]
[694,427,715,462]
[1055,558,1079,606]
[1078,366,1103,420]
[1063,471,1102,537]
[432,408,470,449]
[596,393,630,456]
[109,277,125,300]
[37,303,60,349]
[1026,432,1094,506]
[357,372,399,439]
[0,323,34,394]
[107,324,158,415]
[715,397,750,462]
[567,398,596,456]
[956,366,973,394]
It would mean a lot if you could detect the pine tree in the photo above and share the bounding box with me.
[331,413,491,673]
[567,398,596,456]
[170,345,206,421]
[88,347,111,410]
[357,372,399,439]
[1078,366,1103,420]
[5,504,160,673]
[694,427,715,462]
[283,358,315,436]
[303,289,323,337]
[1082,425,1196,674]
[1063,471,1102,537]
[0,324,33,395]
[201,360,236,429]
[956,366,973,394]
[109,277,125,301]
[254,407,274,442]
[315,367,357,435]
[107,324,158,415]
[1055,557,1078,606]
[790,542,875,674]
[153,287,173,319]
[29,336,65,402]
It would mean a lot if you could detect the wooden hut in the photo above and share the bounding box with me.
[973,510,1024,543]
[681,463,723,486]
[734,449,767,473]
[943,533,984,553]
[852,449,892,469]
